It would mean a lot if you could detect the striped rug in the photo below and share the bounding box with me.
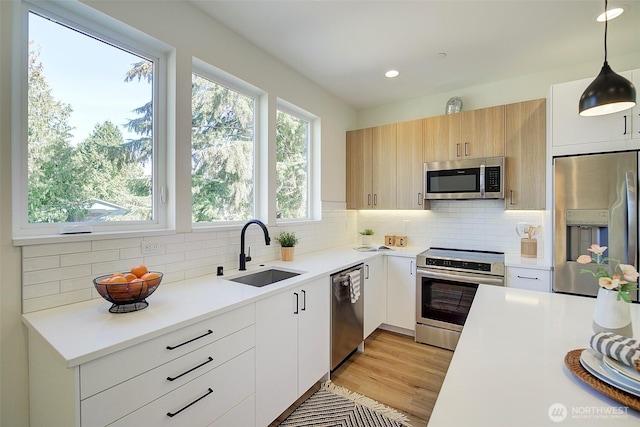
[279,381,413,427]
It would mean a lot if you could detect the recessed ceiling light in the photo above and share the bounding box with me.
[385,70,399,78]
[434,52,447,60]
[597,6,624,22]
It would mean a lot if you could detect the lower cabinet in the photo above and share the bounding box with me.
[386,256,416,331]
[506,266,552,293]
[364,255,386,338]
[255,277,330,427]
[28,304,256,427]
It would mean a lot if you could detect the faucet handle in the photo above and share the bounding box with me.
[246,247,252,262]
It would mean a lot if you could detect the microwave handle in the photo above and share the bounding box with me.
[479,164,485,197]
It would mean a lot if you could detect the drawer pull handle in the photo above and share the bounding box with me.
[517,275,539,280]
[166,357,214,381]
[166,329,213,350]
[166,387,213,417]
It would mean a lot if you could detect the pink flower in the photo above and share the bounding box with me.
[576,254,592,264]
[587,244,607,256]
[599,276,618,290]
[619,264,639,282]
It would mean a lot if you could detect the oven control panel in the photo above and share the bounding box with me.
[424,258,491,272]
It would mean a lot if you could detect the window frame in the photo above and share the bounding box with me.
[191,57,264,229]
[12,0,169,239]
[274,98,321,224]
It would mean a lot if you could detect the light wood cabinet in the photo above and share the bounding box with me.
[386,256,416,331]
[255,277,330,426]
[423,105,505,162]
[364,255,386,338]
[346,124,397,209]
[505,98,546,210]
[396,119,425,209]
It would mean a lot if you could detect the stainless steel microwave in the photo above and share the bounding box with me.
[424,157,504,200]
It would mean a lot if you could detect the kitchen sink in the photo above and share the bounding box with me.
[230,268,301,287]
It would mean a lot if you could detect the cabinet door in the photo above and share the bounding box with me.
[461,105,505,159]
[386,256,416,331]
[372,124,397,209]
[256,290,298,426]
[298,278,330,393]
[633,69,640,141]
[364,256,386,338]
[396,119,424,209]
[505,99,546,210]
[506,267,551,293]
[424,114,460,162]
[551,71,634,152]
[346,128,373,209]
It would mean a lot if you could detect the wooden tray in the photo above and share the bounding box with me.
[565,349,640,412]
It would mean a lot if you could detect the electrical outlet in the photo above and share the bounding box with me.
[141,241,164,255]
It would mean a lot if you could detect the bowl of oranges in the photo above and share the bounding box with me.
[93,264,163,313]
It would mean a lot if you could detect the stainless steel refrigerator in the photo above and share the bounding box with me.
[554,151,639,302]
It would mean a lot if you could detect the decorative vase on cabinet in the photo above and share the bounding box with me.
[593,288,633,337]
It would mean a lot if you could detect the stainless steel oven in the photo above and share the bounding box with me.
[416,248,504,350]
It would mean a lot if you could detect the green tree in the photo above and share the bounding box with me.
[276,111,308,219]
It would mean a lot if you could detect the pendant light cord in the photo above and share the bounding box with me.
[603,0,608,63]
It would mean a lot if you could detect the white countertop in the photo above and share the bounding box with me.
[22,245,421,367]
[428,285,640,426]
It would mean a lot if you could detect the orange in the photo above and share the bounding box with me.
[128,278,147,297]
[141,272,161,288]
[131,264,148,278]
[123,272,137,282]
[109,276,128,284]
[109,272,124,278]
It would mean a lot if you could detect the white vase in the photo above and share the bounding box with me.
[361,235,372,245]
[593,287,633,337]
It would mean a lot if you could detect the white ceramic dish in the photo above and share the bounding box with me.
[580,349,640,397]
[603,356,640,385]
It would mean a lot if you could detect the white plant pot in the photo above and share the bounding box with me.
[361,235,372,245]
[593,287,633,337]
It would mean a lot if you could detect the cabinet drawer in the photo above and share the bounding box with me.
[506,267,551,293]
[108,348,255,427]
[207,394,255,427]
[81,325,254,427]
[80,304,254,399]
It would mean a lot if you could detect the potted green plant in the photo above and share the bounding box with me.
[275,231,299,261]
[359,228,374,245]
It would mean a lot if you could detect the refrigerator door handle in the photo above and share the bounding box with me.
[625,171,637,266]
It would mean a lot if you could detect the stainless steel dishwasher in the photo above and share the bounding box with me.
[330,264,364,370]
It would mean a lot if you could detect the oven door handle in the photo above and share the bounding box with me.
[416,269,504,286]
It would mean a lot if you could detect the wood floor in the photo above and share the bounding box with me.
[272,328,453,426]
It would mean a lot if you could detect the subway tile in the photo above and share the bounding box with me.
[23,289,92,314]
[61,249,120,267]
[23,255,60,272]
[23,241,92,258]
[92,238,142,251]
[23,281,60,299]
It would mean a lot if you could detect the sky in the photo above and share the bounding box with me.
[29,12,152,145]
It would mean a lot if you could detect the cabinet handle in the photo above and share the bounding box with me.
[365,264,370,280]
[374,194,378,206]
[456,143,461,157]
[301,289,306,311]
[464,142,469,157]
[510,190,514,205]
[623,115,628,135]
[166,387,214,417]
[166,357,214,381]
[294,292,299,314]
[516,275,539,280]
[410,260,414,276]
[418,192,422,206]
[367,194,372,206]
[166,329,213,350]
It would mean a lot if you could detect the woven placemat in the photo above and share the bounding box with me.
[565,349,640,412]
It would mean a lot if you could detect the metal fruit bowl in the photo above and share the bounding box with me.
[92,272,163,313]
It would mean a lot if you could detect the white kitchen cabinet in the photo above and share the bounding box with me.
[28,304,256,427]
[364,255,386,338]
[386,256,416,331]
[550,68,640,156]
[255,277,330,427]
[506,266,551,293]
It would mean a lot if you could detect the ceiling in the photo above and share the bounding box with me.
[189,0,640,110]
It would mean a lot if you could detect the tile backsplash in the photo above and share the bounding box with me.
[22,209,357,313]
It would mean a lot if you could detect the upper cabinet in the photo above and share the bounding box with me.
[346,124,397,209]
[396,119,424,209]
[424,105,505,161]
[550,68,640,156]
[505,99,546,210]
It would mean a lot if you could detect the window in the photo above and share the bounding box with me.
[276,106,311,220]
[191,67,257,224]
[14,2,166,237]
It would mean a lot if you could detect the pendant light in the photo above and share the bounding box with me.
[579,0,636,116]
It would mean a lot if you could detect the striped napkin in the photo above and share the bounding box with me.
[590,332,640,373]
[347,270,361,304]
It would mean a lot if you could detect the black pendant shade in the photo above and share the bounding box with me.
[578,0,637,117]
[579,62,637,116]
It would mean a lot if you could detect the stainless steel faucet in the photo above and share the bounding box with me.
[239,219,271,270]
